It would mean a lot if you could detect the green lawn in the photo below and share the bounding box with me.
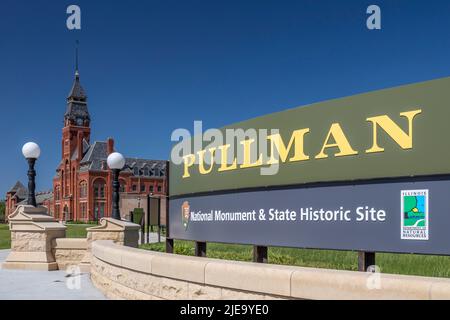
[140,240,450,279]
[0,224,11,249]
[66,223,96,238]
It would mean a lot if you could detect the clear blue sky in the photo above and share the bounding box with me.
[1,0,450,197]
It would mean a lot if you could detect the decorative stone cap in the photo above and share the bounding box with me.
[87,217,140,232]
[8,205,66,232]
[52,238,88,250]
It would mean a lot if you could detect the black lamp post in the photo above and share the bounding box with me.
[107,152,126,220]
[22,142,41,207]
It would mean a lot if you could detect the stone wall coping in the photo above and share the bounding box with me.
[91,240,450,300]
[53,238,88,250]
[87,218,140,232]
[8,205,67,232]
[8,205,48,219]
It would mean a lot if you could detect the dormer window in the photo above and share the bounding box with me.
[143,167,149,176]
[133,167,139,176]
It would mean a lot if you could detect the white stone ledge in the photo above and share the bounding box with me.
[53,238,88,250]
[91,240,450,300]
[205,260,293,297]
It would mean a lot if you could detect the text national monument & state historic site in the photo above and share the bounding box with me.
[5,2,450,309]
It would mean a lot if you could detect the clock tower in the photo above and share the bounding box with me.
[62,70,91,160]
[56,68,91,220]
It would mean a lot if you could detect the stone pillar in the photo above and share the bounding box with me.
[79,218,140,272]
[2,205,66,271]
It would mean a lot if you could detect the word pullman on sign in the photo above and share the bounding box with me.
[182,109,422,178]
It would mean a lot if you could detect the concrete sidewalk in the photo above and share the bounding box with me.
[0,250,106,300]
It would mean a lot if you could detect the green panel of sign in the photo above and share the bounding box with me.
[170,77,450,196]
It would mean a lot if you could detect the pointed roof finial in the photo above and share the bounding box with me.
[75,40,80,77]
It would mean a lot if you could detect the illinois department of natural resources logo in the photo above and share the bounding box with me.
[181,201,190,230]
[401,190,429,241]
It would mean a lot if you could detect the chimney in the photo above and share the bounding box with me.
[107,137,115,155]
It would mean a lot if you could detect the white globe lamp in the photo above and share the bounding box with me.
[107,152,125,170]
[107,152,126,220]
[22,142,41,159]
[21,142,41,207]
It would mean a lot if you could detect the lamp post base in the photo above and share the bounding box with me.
[80,217,141,270]
[1,205,66,271]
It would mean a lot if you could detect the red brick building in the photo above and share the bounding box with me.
[52,70,167,221]
[5,181,53,219]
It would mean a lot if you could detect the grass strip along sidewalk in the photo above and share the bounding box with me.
[141,240,450,279]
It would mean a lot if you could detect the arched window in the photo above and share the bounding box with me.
[93,179,106,199]
[54,185,61,201]
[133,167,140,176]
[79,181,87,198]
[93,178,106,221]
[64,161,70,197]
[79,202,87,220]
[143,167,149,176]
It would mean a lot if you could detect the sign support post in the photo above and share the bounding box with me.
[157,198,161,243]
[253,246,268,263]
[165,162,174,253]
[166,238,174,254]
[146,196,150,244]
[195,241,207,257]
[358,251,375,272]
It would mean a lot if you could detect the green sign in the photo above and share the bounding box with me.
[132,208,144,225]
[170,77,450,196]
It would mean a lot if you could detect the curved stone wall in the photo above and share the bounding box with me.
[90,240,450,300]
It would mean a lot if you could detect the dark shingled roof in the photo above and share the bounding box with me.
[122,158,167,177]
[7,181,28,200]
[7,181,52,205]
[79,141,166,177]
[17,191,53,206]
[67,72,87,101]
[8,181,26,193]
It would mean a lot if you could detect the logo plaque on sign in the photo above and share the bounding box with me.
[181,201,190,230]
[401,190,429,241]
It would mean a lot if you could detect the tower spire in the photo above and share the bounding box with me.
[75,40,79,77]
[67,39,87,102]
